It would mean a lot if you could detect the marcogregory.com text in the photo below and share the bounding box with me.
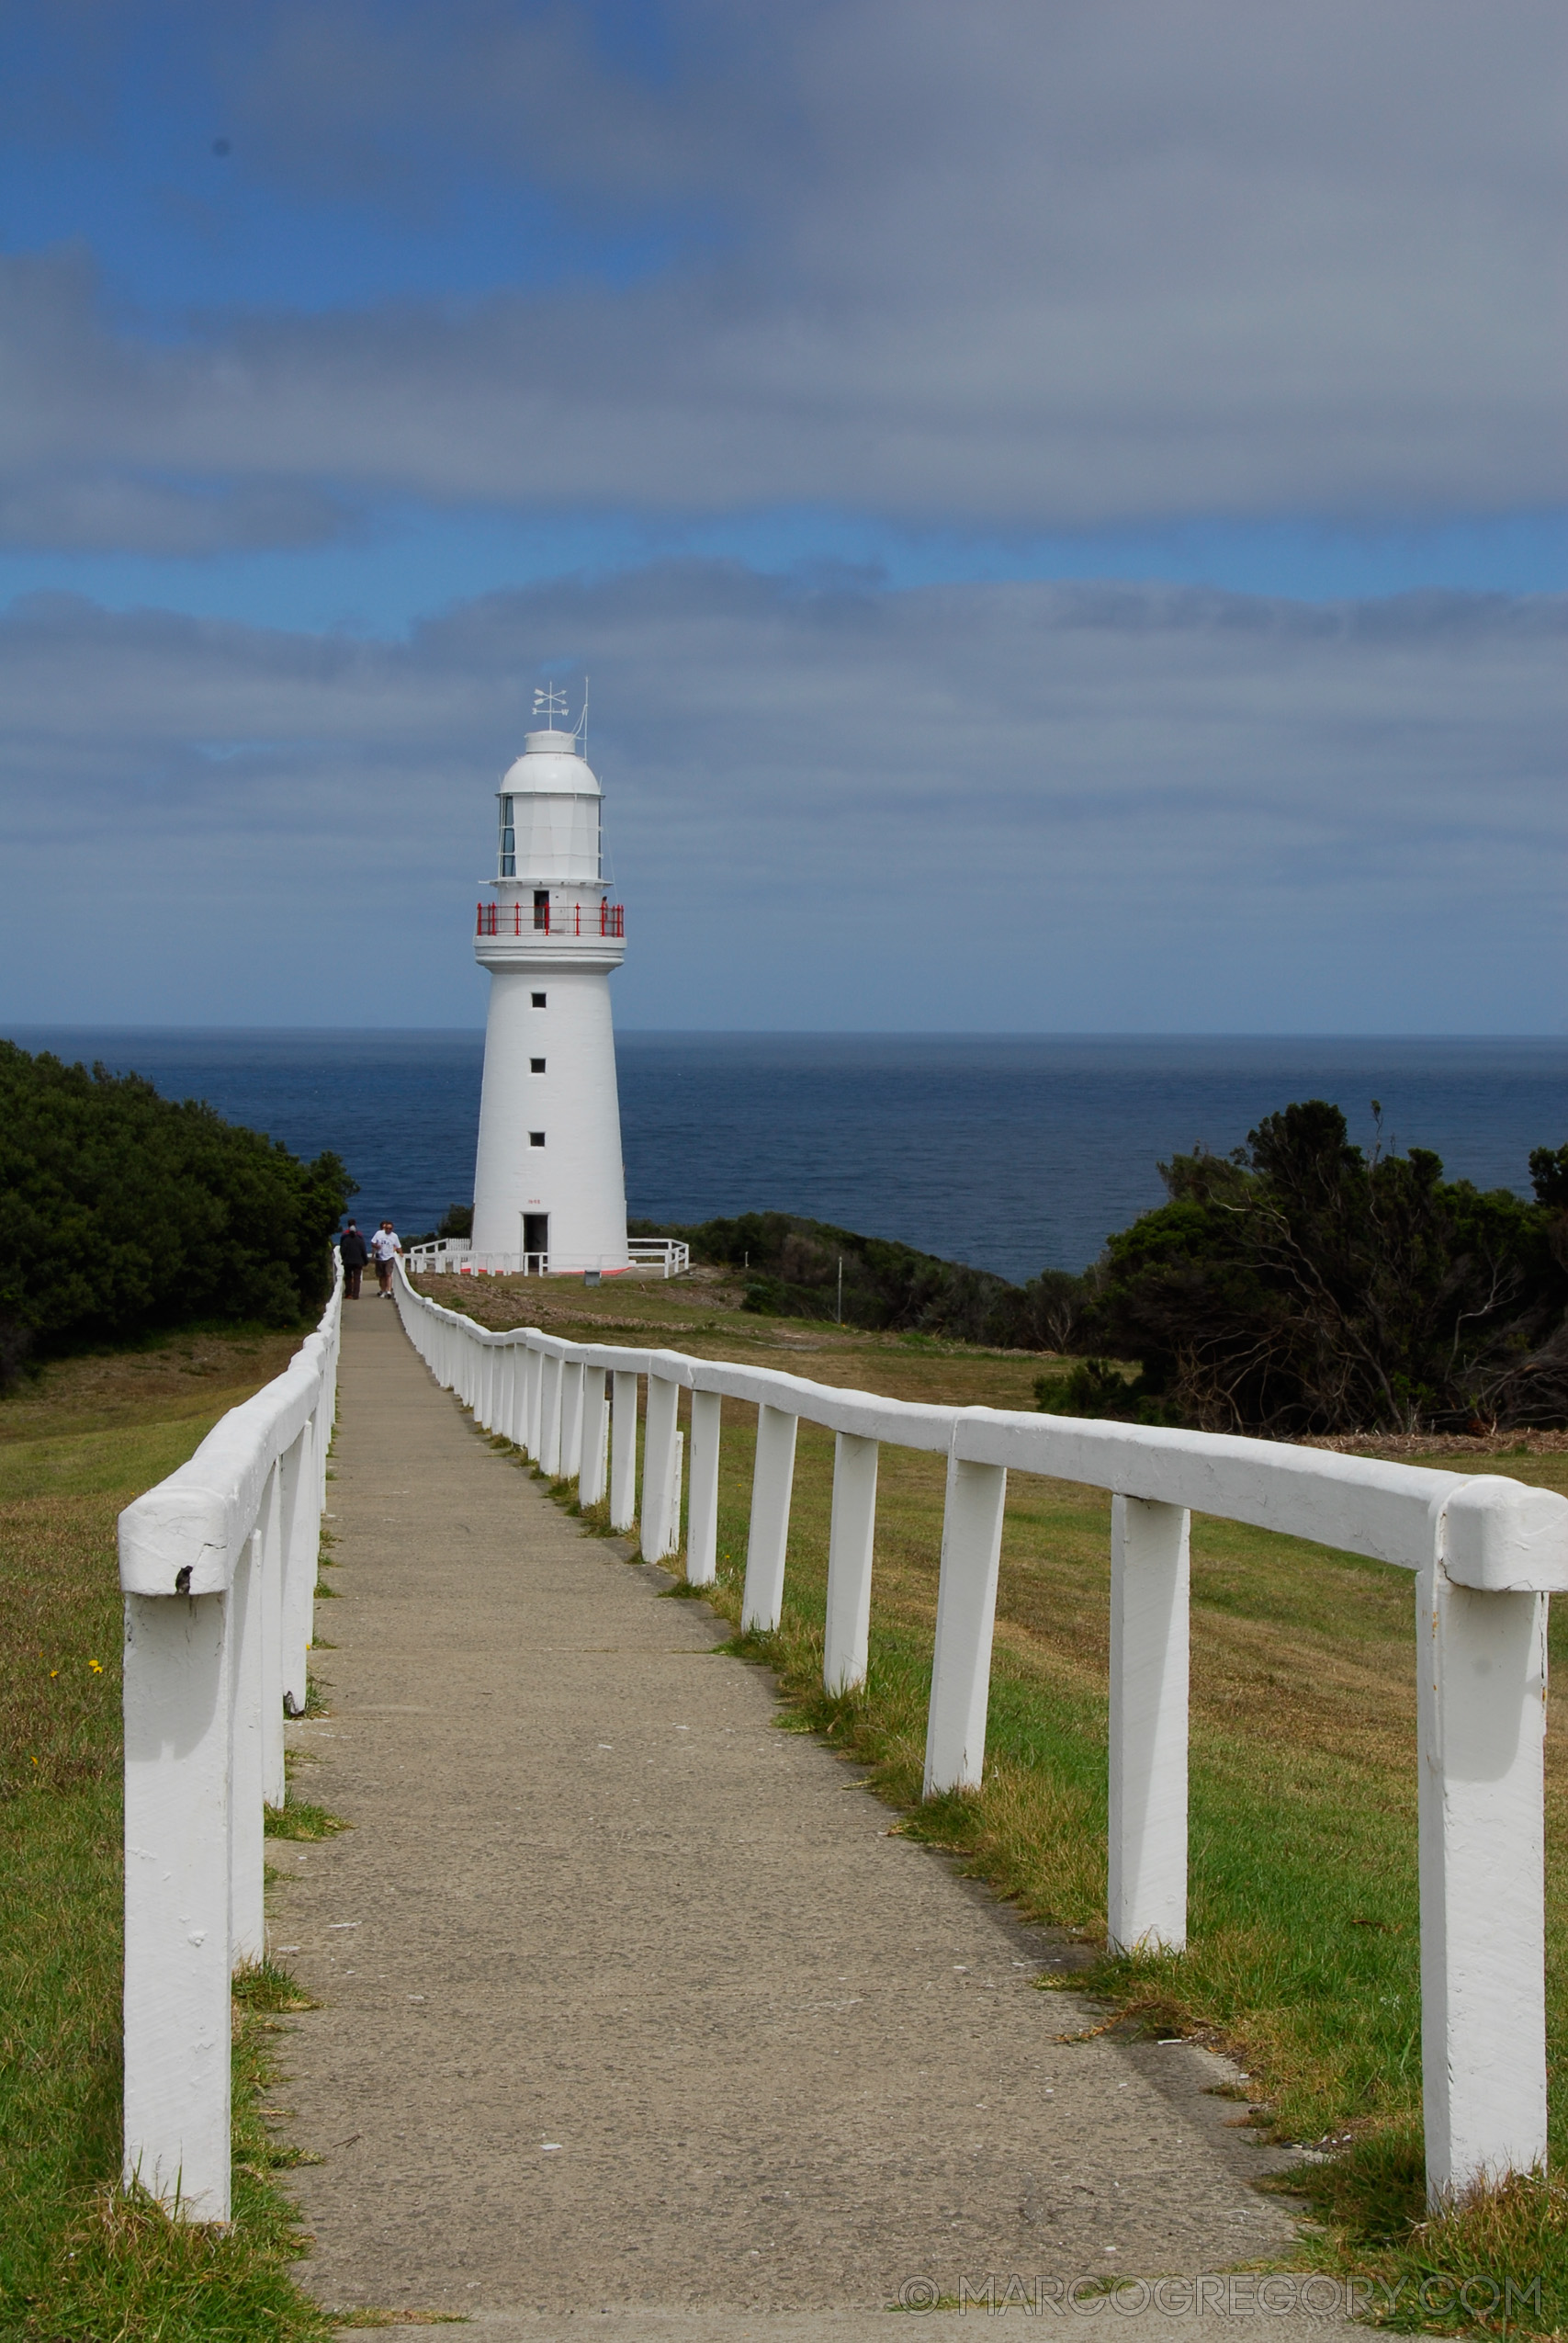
[893,2272,1542,2316]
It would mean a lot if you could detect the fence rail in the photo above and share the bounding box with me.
[404,1239,691,1279]
[118,1262,344,2222]
[392,1260,1568,2211]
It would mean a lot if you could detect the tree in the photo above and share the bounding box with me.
[1082,1102,1567,1435]
[0,1041,355,1387]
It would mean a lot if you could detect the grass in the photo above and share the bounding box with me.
[11,1273,1562,2331]
[266,1798,351,1843]
[0,1322,348,2341]
[430,1267,1568,2332]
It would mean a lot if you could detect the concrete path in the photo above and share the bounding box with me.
[273,1296,1356,2340]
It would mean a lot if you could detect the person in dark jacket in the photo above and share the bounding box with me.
[339,1220,368,1300]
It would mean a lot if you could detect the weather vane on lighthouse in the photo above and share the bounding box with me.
[468,687,629,1274]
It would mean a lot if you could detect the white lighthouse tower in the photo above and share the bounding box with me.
[469,702,630,1273]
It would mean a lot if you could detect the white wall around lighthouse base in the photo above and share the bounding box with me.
[408,1238,691,1279]
[472,965,629,1269]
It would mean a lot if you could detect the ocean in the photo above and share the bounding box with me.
[7,1028,1564,1284]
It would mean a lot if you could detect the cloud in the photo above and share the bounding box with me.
[0,565,1561,1031]
[0,1,1562,549]
[0,470,354,555]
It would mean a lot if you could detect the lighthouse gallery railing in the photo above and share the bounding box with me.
[393,1259,1568,2213]
[477,900,624,937]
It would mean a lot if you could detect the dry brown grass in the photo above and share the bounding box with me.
[0,1327,304,1447]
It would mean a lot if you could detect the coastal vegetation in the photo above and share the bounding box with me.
[635,1099,1568,1434]
[1082,1103,1568,1436]
[626,1207,1082,1350]
[0,1039,353,1392]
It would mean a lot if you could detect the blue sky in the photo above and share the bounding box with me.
[0,1,1562,1029]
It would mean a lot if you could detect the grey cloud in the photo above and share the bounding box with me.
[0,469,354,555]
[1,1,1562,546]
[0,567,1561,1031]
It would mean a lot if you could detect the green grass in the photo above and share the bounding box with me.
[0,1325,344,2341]
[443,1271,1568,2334]
[266,1798,351,1843]
[28,1273,1459,2329]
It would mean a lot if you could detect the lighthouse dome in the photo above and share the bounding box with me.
[501,730,603,797]
[496,729,603,883]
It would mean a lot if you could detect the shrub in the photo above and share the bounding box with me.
[0,1041,354,1384]
[1080,1102,1568,1435]
[1034,1357,1185,1426]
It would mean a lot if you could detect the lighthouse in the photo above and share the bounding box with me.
[469,711,630,1273]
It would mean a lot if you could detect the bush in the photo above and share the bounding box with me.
[0,1041,355,1385]
[631,1209,1048,1341]
[1078,1101,1568,1435]
[1034,1357,1185,1427]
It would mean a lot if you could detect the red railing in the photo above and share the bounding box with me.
[477,901,625,939]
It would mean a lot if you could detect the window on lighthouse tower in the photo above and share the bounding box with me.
[498,796,515,877]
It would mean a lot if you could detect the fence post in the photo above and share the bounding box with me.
[1107,1495,1190,1953]
[579,1370,610,1505]
[686,1390,722,1586]
[507,1341,527,1448]
[742,1405,798,1632]
[560,1361,585,1484]
[121,1587,234,2220]
[228,1533,266,1965]
[524,1341,542,1457]
[610,1370,638,1530]
[256,1460,287,1812]
[669,1430,684,1556]
[923,1452,1008,1797]
[823,1432,878,1695]
[539,1352,563,1476]
[642,1374,681,1558]
[279,1419,315,1717]
[1416,1554,1549,2201]
[318,1363,333,1511]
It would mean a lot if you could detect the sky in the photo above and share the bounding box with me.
[0,0,1562,1033]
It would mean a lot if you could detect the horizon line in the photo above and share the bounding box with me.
[4,1023,1565,1045]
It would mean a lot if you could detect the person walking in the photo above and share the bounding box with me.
[339,1220,368,1300]
[369,1219,402,1296]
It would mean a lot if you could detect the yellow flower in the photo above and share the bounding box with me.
[88,1659,103,1673]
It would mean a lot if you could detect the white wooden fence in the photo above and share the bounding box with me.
[117,1261,344,2222]
[394,1262,1568,2210]
[404,1237,691,1278]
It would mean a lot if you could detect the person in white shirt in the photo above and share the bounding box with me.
[369,1221,402,1296]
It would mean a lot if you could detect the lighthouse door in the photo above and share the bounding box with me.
[523,1212,549,1273]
